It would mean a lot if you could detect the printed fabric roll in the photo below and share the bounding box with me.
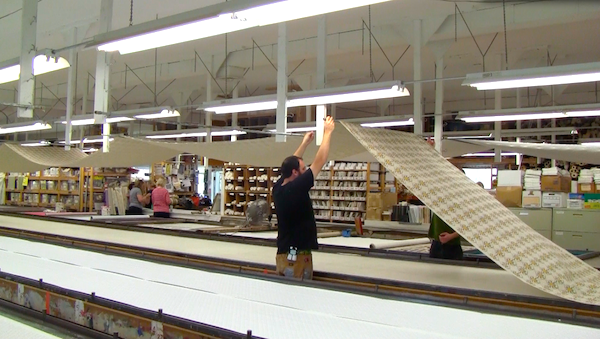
[342,121,600,306]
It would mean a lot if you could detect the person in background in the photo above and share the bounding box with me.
[127,181,150,215]
[152,178,171,218]
[426,137,463,260]
[144,182,156,209]
[272,116,335,280]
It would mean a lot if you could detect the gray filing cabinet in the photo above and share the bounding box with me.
[509,208,553,240]
[552,209,600,251]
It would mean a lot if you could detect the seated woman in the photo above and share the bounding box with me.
[151,178,171,218]
[126,181,149,215]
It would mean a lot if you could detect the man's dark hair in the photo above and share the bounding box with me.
[281,155,302,179]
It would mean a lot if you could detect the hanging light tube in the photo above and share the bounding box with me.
[20,140,51,147]
[0,50,70,85]
[145,129,246,139]
[93,0,391,55]
[59,137,114,145]
[0,121,52,135]
[462,152,520,157]
[287,81,409,107]
[458,103,600,123]
[60,114,134,126]
[134,109,180,120]
[265,115,414,132]
[203,81,409,114]
[462,61,600,91]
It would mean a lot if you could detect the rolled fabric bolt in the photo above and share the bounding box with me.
[317,231,342,238]
[369,237,430,250]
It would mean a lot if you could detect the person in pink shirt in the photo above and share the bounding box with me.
[152,178,171,218]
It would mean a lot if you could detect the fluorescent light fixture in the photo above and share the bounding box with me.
[134,109,180,120]
[265,115,413,132]
[582,142,600,146]
[95,0,391,54]
[360,118,414,128]
[204,97,278,114]
[204,81,409,114]
[60,137,114,145]
[287,81,409,107]
[458,103,600,123]
[463,61,600,90]
[145,129,246,139]
[21,140,51,147]
[462,152,520,157]
[268,126,317,133]
[446,133,493,139]
[0,121,52,135]
[0,51,70,85]
[60,114,134,126]
[461,112,566,123]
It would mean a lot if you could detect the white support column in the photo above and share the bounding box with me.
[95,0,113,153]
[276,23,288,143]
[434,57,444,153]
[18,0,38,119]
[205,55,213,144]
[494,55,503,163]
[305,106,311,122]
[315,15,327,143]
[79,75,88,149]
[64,28,77,150]
[494,90,502,162]
[515,88,522,166]
[231,86,239,142]
[413,19,423,135]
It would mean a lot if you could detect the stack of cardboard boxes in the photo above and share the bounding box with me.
[366,192,397,221]
[496,169,571,208]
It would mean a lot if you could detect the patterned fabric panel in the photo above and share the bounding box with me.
[342,121,600,306]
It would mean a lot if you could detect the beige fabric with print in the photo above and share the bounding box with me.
[341,121,600,306]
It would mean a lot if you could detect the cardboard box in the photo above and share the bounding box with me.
[498,170,523,187]
[496,186,522,207]
[567,199,584,209]
[584,202,600,210]
[366,207,382,220]
[578,183,596,194]
[541,175,571,193]
[367,192,397,210]
[522,190,542,208]
[584,193,600,202]
[542,192,568,208]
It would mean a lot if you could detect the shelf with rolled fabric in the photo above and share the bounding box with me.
[88,168,132,214]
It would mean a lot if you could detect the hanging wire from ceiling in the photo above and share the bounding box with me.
[129,0,134,26]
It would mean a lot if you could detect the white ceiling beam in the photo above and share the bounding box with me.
[18,0,38,119]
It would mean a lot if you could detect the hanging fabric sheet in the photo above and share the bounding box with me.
[341,121,600,306]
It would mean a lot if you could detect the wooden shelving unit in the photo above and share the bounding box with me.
[88,168,132,211]
[223,164,279,216]
[221,161,396,223]
[4,167,87,211]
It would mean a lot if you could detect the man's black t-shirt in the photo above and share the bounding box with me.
[272,168,318,254]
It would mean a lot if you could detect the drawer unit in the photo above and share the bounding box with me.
[553,209,600,233]
[552,231,600,251]
[509,208,552,231]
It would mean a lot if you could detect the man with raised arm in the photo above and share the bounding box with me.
[272,116,335,279]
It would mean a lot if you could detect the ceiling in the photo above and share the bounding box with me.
[0,0,599,141]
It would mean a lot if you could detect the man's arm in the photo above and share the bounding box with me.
[309,116,335,178]
[293,132,314,158]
